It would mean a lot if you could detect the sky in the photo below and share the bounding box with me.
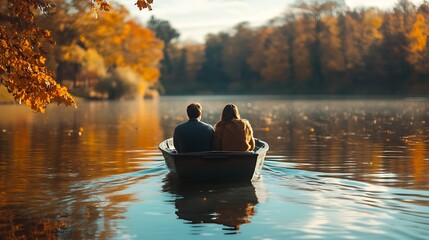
[116,0,425,43]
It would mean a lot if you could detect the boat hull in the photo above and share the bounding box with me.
[159,138,269,182]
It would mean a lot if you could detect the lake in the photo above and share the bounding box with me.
[0,96,428,239]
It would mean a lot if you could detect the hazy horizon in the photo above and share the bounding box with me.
[117,0,425,43]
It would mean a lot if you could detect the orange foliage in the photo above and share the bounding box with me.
[407,13,429,73]
[0,0,155,112]
[261,27,291,82]
[320,16,345,73]
[408,14,427,52]
[292,18,315,82]
[76,7,163,95]
[136,0,154,10]
[124,20,164,84]
[247,27,273,75]
[0,0,76,112]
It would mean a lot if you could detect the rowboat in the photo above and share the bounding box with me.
[158,138,269,182]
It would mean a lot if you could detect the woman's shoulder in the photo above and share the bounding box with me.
[232,119,252,130]
[237,118,251,125]
[216,119,251,127]
[238,119,253,132]
[214,121,224,128]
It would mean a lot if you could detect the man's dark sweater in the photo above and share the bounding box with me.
[173,118,214,153]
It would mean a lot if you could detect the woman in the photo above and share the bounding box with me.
[213,104,255,151]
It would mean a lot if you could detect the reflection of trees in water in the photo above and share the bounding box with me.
[0,101,162,239]
[1,205,67,239]
[0,184,137,239]
[162,174,264,232]
[252,100,429,190]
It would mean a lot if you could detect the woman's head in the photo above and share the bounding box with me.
[221,104,241,121]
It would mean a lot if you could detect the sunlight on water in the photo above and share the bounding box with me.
[0,96,428,239]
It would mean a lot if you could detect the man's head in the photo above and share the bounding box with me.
[187,103,202,120]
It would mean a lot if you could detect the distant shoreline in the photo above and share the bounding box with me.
[1,94,428,107]
[159,94,429,100]
[0,100,15,105]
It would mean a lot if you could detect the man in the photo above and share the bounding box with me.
[173,103,214,153]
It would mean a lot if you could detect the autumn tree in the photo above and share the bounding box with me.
[62,6,163,99]
[338,11,364,88]
[319,15,345,92]
[337,8,388,92]
[0,0,154,112]
[0,0,76,112]
[64,0,428,96]
[291,14,315,86]
[35,0,87,86]
[36,1,110,90]
[376,0,415,93]
[122,20,163,88]
[221,22,256,91]
[247,26,273,82]
[407,5,429,90]
[294,0,345,91]
[260,24,293,84]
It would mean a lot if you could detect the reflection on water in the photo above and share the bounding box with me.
[0,96,428,239]
[160,97,429,190]
[162,173,266,233]
[0,100,165,239]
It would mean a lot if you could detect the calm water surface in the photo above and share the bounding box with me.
[0,96,428,239]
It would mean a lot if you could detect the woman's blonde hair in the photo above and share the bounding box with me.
[221,104,241,121]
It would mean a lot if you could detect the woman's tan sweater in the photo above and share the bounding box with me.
[213,119,255,151]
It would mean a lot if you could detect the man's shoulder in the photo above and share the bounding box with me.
[175,120,213,131]
[174,121,189,132]
[199,121,214,130]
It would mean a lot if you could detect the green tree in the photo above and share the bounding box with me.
[182,43,205,84]
[147,16,180,78]
[294,0,345,91]
[197,32,230,92]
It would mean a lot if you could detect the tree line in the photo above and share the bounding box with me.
[161,0,429,95]
[2,0,428,112]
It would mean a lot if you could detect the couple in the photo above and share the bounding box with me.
[173,103,255,153]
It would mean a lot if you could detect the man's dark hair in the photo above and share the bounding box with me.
[187,103,202,119]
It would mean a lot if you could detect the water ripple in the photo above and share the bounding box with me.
[260,159,429,239]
